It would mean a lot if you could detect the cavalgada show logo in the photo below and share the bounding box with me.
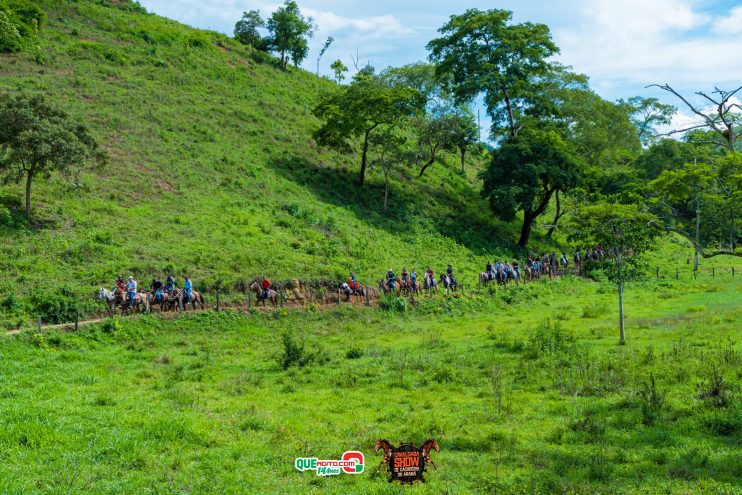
[375,439,440,484]
[294,451,364,476]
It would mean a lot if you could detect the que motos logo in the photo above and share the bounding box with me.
[295,451,364,476]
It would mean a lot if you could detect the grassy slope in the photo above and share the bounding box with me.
[0,0,539,326]
[0,274,739,494]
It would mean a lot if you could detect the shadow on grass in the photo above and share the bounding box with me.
[267,153,521,256]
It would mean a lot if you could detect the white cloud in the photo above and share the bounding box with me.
[715,5,742,33]
[554,0,742,93]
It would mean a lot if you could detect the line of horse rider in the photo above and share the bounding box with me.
[98,274,205,315]
[97,248,605,314]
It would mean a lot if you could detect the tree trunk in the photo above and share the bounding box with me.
[383,173,389,212]
[417,156,435,178]
[359,128,371,190]
[694,197,700,272]
[546,190,561,238]
[460,147,466,175]
[518,210,533,248]
[25,168,33,222]
[618,282,625,344]
[503,89,516,138]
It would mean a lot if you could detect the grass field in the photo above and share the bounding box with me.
[1,268,739,494]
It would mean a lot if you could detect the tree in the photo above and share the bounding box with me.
[650,153,741,261]
[414,113,455,177]
[0,10,22,53]
[316,36,333,76]
[448,110,478,174]
[618,96,676,146]
[481,125,582,248]
[648,84,741,152]
[368,128,406,211]
[427,8,558,140]
[330,59,347,83]
[0,94,106,222]
[234,10,265,49]
[313,71,424,190]
[265,0,315,69]
[566,204,660,344]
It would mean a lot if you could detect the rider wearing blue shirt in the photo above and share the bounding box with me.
[184,275,193,303]
[127,276,137,307]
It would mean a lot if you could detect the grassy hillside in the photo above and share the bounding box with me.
[0,0,541,326]
[0,274,739,494]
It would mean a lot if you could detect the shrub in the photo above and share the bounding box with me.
[101,317,122,334]
[379,294,408,313]
[30,288,81,324]
[0,0,45,36]
[582,301,608,318]
[0,10,22,53]
[637,372,663,425]
[277,331,314,369]
[697,367,731,408]
[526,320,574,358]
[345,347,363,359]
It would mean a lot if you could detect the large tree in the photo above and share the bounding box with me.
[265,0,315,69]
[567,204,660,344]
[427,8,558,140]
[313,71,424,190]
[0,94,105,222]
[481,124,582,248]
[618,96,676,146]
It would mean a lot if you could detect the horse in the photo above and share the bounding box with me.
[440,273,457,291]
[423,273,438,292]
[147,288,169,312]
[480,271,496,287]
[378,278,396,295]
[99,287,125,316]
[420,438,440,468]
[176,288,205,311]
[118,289,148,316]
[374,439,394,466]
[250,282,277,307]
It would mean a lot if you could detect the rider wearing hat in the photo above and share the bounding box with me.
[386,269,396,290]
[127,276,137,307]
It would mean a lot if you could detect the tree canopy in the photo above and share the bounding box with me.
[265,0,315,68]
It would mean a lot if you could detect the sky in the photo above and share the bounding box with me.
[138,0,742,130]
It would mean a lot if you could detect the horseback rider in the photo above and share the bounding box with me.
[410,269,418,290]
[386,269,396,290]
[127,276,137,307]
[261,276,271,300]
[446,264,456,287]
[486,260,493,280]
[150,277,163,302]
[401,267,409,284]
[348,272,358,294]
[425,266,436,288]
[115,276,126,292]
[561,252,569,268]
[164,274,175,293]
[184,275,193,303]
[512,260,520,278]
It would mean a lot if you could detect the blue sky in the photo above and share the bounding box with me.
[139,0,742,127]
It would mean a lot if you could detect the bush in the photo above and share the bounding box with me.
[0,0,45,36]
[277,331,314,369]
[345,347,363,359]
[526,320,574,358]
[379,294,408,313]
[0,10,22,53]
[30,287,81,324]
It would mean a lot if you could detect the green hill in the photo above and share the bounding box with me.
[0,0,553,326]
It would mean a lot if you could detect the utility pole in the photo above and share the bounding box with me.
[694,196,700,273]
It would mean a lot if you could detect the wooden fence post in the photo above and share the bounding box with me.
[215,290,220,312]
[337,288,341,305]
[74,310,79,332]
[280,287,285,307]
[37,316,41,334]
[365,287,370,307]
[693,269,697,280]
[676,268,679,280]
[656,267,659,278]
[733,267,735,277]
[712,267,715,278]
[461,283,465,296]
[247,289,252,309]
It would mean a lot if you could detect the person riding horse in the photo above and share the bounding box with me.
[261,276,271,300]
[486,260,494,281]
[425,266,436,289]
[386,269,396,291]
[410,269,418,291]
[444,265,457,288]
[126,276,137,308]
[347,272,360,295]
[183,275,193,303]
[164,274,175,293]
[150,277,164,303]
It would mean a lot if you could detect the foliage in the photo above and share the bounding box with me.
[618,96,676,146]
[313,70,425,189]
[265,0,314,68]
[233,10,264,49]
[482,125,582,247]
[329,58,347,83]
[0,0,45,36]
[0,9,22,52]
[427,8,558,139]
